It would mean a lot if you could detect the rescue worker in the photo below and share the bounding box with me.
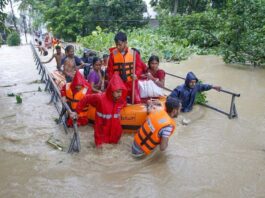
[169,72,221,112]
[132,97,181,157]
[72,73,127,147]
[108,32,145,104]
[61,70,92,127]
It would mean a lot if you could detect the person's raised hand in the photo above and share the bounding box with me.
[213,86,221,92]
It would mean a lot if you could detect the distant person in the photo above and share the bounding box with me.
[35,38,48,56]
[44,33,52,49]
[41,45,65,71]
[169,72,221,112]
[72,73,127,147]
[132,97,181,157]
[52,37,62,49]
[87,57,104,93]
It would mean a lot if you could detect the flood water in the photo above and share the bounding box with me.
[0,44,265,198]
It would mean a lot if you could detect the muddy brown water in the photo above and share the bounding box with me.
[0,45,264,198]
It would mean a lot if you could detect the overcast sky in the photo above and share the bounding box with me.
[144,0,157,18]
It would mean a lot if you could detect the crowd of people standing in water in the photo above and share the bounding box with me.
[39,31,221,158]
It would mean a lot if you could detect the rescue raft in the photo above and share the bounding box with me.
[50,70,166,133]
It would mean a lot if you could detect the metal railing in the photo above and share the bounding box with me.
[30,42,81,153]
[165,72,240,119]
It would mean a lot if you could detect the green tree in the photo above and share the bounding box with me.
[150,0,226,14]
[159,10,221,48]
[0,0,9,30]
[27,0,148,41]
[219,0,265,66]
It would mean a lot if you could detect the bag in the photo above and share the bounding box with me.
[138,80,163,98]
[83,64,92,79]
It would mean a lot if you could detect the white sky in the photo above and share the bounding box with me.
[144,0,157,18]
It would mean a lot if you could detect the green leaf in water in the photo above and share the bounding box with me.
[195,80,208,105]
[16,95,22,104]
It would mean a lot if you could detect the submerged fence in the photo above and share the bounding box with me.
[165,72,240,119]
[30,43,80,153]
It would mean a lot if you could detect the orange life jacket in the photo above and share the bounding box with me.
[113,48,134,82]
[65,83,89,117]
[134,110,176,155]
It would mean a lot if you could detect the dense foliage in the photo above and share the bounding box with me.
[0,0,8,30]
[77,26,197,62]
[154,0,265,66]
[7,32,21,46]
[20,0,148,41]
[150,0,226,15]
[219,0,265,66]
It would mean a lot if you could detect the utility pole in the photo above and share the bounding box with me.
[9,0,18,32]
[173,0,179,15]
[21,14,27,43]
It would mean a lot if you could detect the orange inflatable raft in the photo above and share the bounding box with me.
[51,70,166,133]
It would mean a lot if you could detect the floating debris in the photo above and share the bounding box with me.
[16,95,22,104]
[54,118,59,123]
[182,118,191,125]
[0,83,17,87]
[28,80,42,84]
[46,136,64,151]
[7,93,15,97]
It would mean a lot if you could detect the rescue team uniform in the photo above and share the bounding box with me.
[132,110,176,156]
[76,73,127,146]
[108,47,146,104]
[61,71,92,126]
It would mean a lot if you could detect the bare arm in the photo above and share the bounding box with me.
[41,54,55,64]
[76,60,85,70]
[147,72,165,88]
[90,82,102,93]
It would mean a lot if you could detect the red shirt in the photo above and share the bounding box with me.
[148,69,166,81]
